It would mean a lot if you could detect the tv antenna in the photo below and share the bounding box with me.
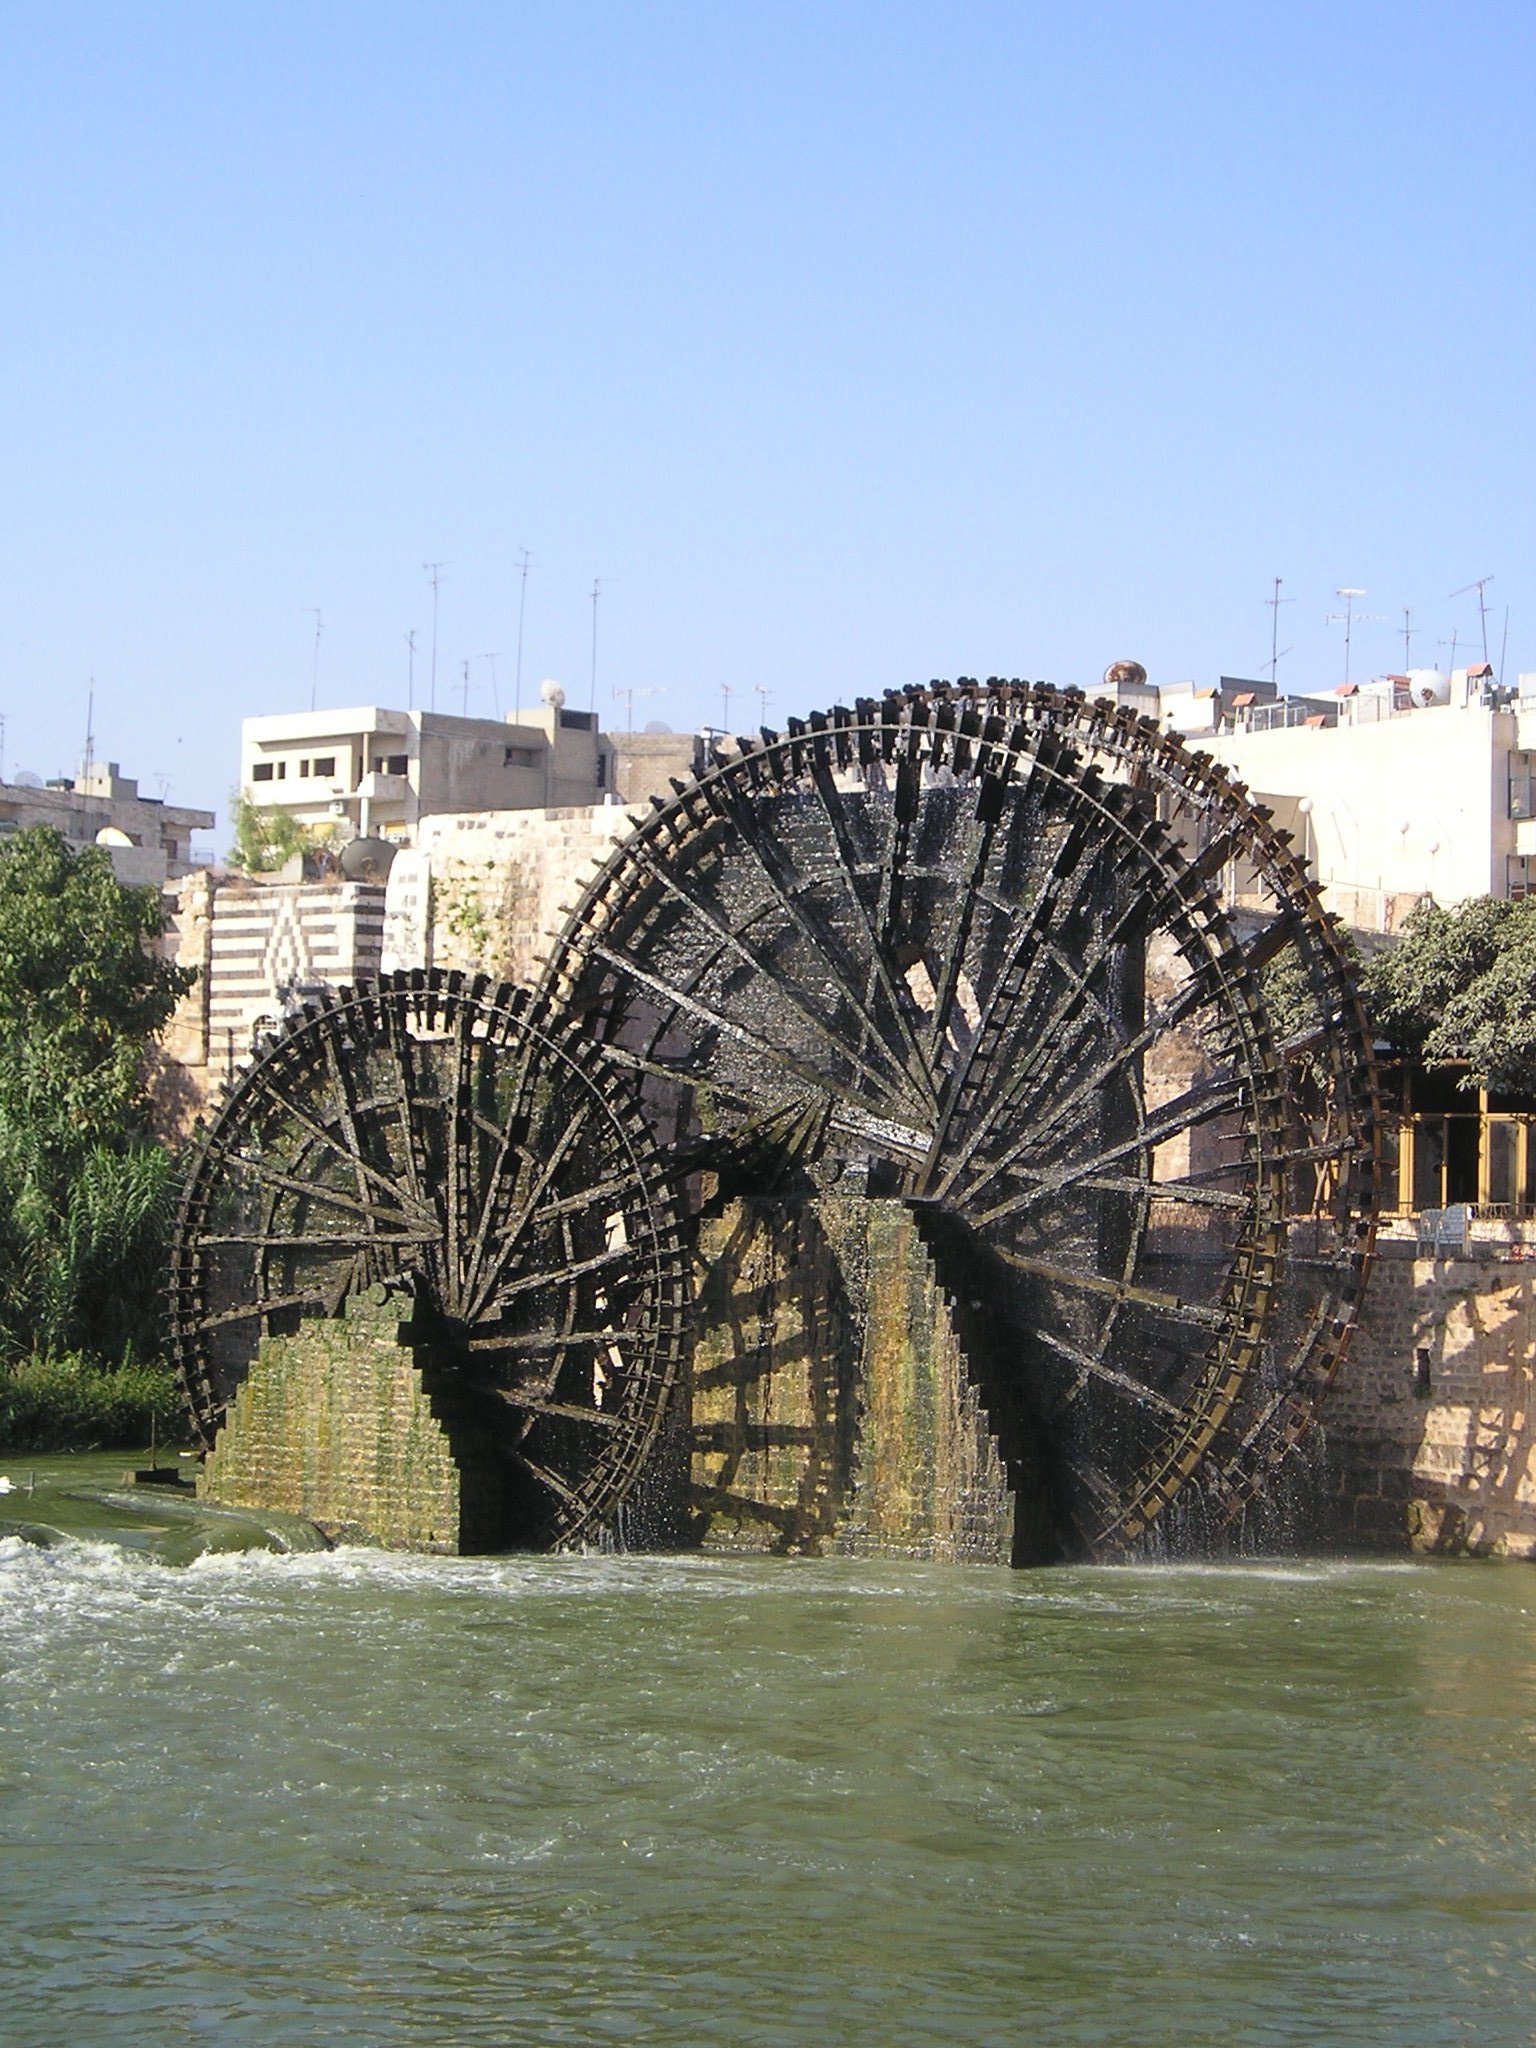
[612,680,661,732]
[1499,606,1510,686]
[589,577,605,713]
[720,681,735,733]
[84,677,95,782]
[405,628,417,711]
[1449,574,1494,666]
[482,652,501,717]
[1400,607,1415,671]
[460,658,472,718]
[513,548,532,719]
[755,683,772,728]
[423,562,446,712]
[1438,632,1460,675]
[308,608,323,710]
[1326,588,1379,685]
[1266,576,1293,688]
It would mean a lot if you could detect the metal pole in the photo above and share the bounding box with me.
[424,563,445,713]
[514,549,530,720]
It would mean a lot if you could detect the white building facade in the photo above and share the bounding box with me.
[1130,667,1536,932]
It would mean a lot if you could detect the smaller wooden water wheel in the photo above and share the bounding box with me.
[168,971,690,1547]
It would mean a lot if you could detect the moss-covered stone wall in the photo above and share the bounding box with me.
[199,1292,460,1550]
[199,1196,1018,1562]
[686,1196,1014,1563]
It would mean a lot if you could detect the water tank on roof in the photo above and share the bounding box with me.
[1407,667,1450,707]
[1103,660,1148,691]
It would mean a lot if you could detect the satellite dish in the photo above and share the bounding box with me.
[1408,667,1449,707]
[540,679,566,710]
[643,720,674,735]
[1104,660,1149,690]
[14,769,43,788]
[95,825,133,846]
[339,837,398,883]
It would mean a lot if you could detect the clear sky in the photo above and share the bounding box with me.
[3,1,1532,848]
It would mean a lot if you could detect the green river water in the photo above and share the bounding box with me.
[2,1455,1533,2047]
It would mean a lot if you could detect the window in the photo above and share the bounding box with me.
[595,754,608,789]
[386,754,408,777]
[504,745,539,769]
[299,759,311,777]
[277,761,287,780]
[312,756,336,778]
[252,763,274,782]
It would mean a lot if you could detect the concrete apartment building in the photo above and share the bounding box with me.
[0,760,213,886]
[238,693,617,841]
[163,691,638,1119]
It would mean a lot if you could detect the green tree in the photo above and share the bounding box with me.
[1363,894,1536,1095]
[227,790,310,874]
[0,827,194,1362]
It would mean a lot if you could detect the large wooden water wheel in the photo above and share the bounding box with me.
[169,972,690,1548]
[538,681,1378,1557]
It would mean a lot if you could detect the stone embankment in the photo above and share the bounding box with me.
[1326,1217,1536,1558]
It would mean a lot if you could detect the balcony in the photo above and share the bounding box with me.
[357,772,411,804]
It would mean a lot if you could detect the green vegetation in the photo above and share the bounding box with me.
[227,789,310,873]
[0,1354,182,1453]
[0,828,194,1443]
[1362,895,1536,1095]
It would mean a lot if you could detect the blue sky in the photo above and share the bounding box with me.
[3,1,1532,845]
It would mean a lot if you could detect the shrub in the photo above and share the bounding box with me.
[0,1354,185,1453]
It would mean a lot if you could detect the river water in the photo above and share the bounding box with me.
[2,1478,1534,2047]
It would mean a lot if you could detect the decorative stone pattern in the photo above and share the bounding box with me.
[1326,1232,1536,1558]
[207,878,387,1047]
[198,1294,460,1551]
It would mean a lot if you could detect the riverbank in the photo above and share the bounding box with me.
[0,1355,182,1453]
[1326,1220,1536,1557]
